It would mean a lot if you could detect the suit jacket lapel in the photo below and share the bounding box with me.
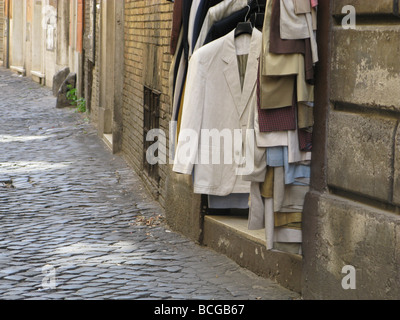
[239,29,262,117]
[222,34,242,117]
[222,29,262,118]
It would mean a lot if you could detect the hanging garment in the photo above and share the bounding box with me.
[258,106,296,132]
[312,6,317,30]
[252,98,312,163]
[193,0,248,53]
[170,0,183,55]
[169,31,186,156]
[173,29,263,196]
[260,0,314,110]
[245,113,310,250]
[173,0,247,148]
[242,94,268,185]
[266,147,310,185]
[256,65,297,133]
[269,0,314,83]
[248,182,302,250]
[279,0,309,39]
[287,128,312,163]
[257,104,297,133]
[169,29,183,108]
[261,52,314,108]
[293,0,311,14]
[204,6,249,46]
[275,212,302,229]
[248,181,268,231]
[191,0,224,53]
[270,0,306,54]
[188,0,202,58]
[171,53,187,137]
[182,0,194,60]
[298,127,313,151]
[170,0,194,147]
[280,0,318,63]
[176,81,187,144]
[261,166,274,198]
[297,102,314,129]
[273,166,309,213]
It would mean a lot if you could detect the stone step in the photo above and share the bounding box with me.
[203,215,302,294]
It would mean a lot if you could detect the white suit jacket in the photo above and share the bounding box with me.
[173,29,263,196]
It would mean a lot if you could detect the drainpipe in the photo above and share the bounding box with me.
[5,0,10,68]
[92,0,96,63]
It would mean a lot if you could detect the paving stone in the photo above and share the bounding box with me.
[149,292,172,299]
[111,292,150,300]
[3,275,26,282]
[60,284,85,290]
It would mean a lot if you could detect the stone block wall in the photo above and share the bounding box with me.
[329,0,400,214]
[303,0,400,299]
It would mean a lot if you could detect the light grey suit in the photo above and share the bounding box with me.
[173,29,263,196]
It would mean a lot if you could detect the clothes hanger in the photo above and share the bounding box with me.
[250,0,265,29]
[248,0,266,12]
[234,5,253,38]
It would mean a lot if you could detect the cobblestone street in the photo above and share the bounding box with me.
[0,67,299,301]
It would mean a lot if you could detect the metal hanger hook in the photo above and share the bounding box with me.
[244,4,251,21]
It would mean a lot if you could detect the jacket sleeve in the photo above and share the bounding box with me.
[172,50,206,175]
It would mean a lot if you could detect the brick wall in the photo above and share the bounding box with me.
[123,1,173,207]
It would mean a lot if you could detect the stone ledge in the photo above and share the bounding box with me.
[31,71,46,85]
[333,0,399,16]
[10,66,26,76]
[202,215,302,294]
[31,70,45,78]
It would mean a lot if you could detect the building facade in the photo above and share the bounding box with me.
[2,0,83,88]
[2,0,400,299]
[0,0,4,65]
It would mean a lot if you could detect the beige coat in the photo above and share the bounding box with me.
[173,29,263,196]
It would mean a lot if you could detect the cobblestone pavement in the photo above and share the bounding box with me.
[0,67,299,300]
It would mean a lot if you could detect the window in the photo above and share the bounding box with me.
[143,86,161,182]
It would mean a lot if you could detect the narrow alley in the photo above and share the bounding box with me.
[0,67,299,301]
